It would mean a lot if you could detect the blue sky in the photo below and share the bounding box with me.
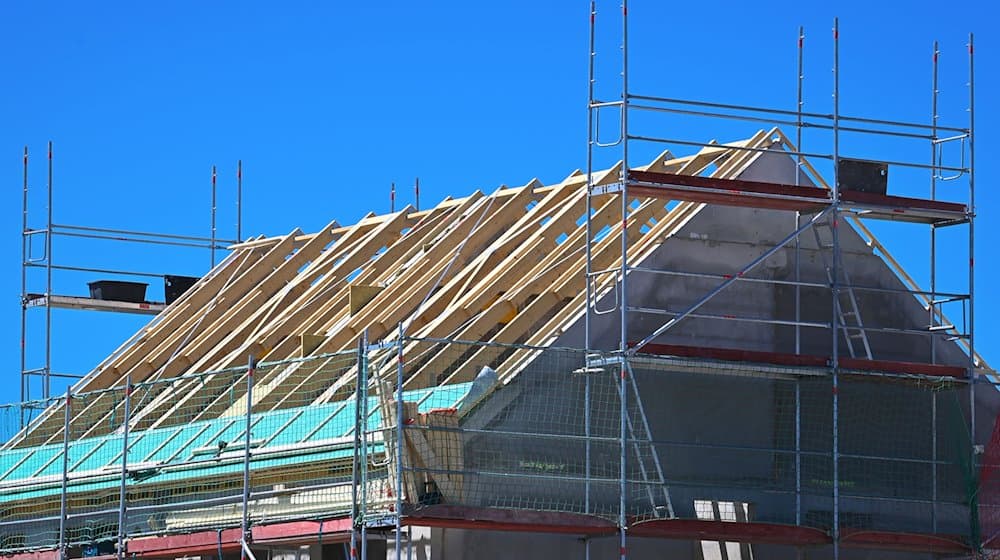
[0,1,996,406]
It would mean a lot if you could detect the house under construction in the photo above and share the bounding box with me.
[1,7,994,560]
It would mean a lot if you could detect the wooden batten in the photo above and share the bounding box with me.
[300,334,326,357]
[349,284,385,316]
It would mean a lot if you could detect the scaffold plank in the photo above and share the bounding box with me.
[403,505,617,535]
[628,519,830,546]
[24,294,165,315]
[127,527,242,557]
[635,343,968,378]
[839,529,970,554]
[628,169,968,224]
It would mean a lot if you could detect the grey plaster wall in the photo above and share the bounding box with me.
[563,148,969,368]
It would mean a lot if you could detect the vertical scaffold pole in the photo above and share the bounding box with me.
[967,32,978,546]
[211,165,218,268]
[58,388,71,560]
[967,32,976,377]
[830,17,841,560]
[619,1,630,556]
[391,182,396,214]
[929,40,940,534]
[414,178,420,212]
[358,330,370,560]
[395,323,405,559]
[117,377,132,560]
[237,160,243,243]
[241,355,255,559]
[585,6,596,555]
[619,357,628,560]
[585,0,596,357]
[20,146,29,419]
[619,0,629,358]
[350,336,361,560]
[794,25,805,530]
[794,25,805,357]
[45,141,53,400]
[930,42,939,364]
[584,363,592,558]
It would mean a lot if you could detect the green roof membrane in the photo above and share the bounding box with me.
[0,382,471,504]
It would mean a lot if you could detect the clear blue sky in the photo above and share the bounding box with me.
[0,1,996,406]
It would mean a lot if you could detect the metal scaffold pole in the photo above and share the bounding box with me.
[395,323,405,560]
[794,25,805,357]
[211,165,218,268]
[619,2,630,556]
[967,31,978,548]
[619,0,629,358]
[831,17,841,560]
[794,25,805,531]
[20,146,29,421]
[618,357,628,560]
[585,0,596,357]
[58,388,71,560]
[929,39,940,534]
[117,377,132,560]
[45,141,54,400]
[360,330,369,560]
[585,4,596,554]
[584,366,592,559]
[930,41,940,365]
[240,355,256,560]
[350,337,361,560]
[237,160,243,243]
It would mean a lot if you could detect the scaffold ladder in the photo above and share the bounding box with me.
[624,359,675,518]
[812,218,873,360]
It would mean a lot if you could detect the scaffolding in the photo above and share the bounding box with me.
[0,336,993,560]
[584,2,976,558]
[19,143,243,414]
[1,4,992,560]
[584,8,976,358]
